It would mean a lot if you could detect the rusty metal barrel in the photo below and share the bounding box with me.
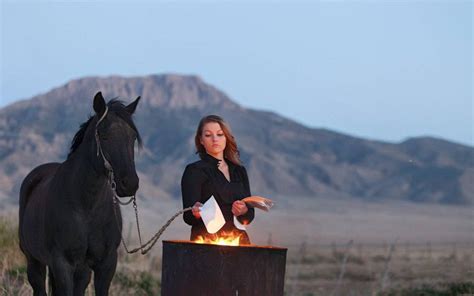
[161,240,287,296]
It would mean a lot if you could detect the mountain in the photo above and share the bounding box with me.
[0,74,473,210]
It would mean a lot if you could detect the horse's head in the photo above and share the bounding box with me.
[92,92,142,197]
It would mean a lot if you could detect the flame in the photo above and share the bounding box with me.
[194,231,242,246]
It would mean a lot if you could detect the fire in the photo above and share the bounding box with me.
[194,232,242,246]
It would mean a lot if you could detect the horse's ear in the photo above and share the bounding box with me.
[93,92,107,116]
[126,96,141,114]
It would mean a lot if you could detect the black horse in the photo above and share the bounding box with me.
[19,92,141,295]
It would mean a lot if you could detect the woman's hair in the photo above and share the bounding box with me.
[195,115,241,165]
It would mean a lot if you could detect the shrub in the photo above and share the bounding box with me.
[379,282,474,296]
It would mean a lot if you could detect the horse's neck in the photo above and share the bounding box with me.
[62,153,110,208]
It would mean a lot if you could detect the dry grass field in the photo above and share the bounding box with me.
[1,196,473,295]
[284,241,473,296]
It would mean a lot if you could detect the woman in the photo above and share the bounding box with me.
[181,115,254,244]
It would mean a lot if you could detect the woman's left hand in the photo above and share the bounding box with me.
[232,200,248,216]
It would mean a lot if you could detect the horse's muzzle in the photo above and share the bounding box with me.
[115,174,139,197]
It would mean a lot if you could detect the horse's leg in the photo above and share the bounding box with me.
[93,250,118,296]
[73,263,92,296]
[50,256,74,296]
[26,257,47,296]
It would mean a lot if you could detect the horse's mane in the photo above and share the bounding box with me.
[67,99,142,159]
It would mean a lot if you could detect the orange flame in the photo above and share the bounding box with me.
[194,231,242,246]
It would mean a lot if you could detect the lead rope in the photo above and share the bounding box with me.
[107,169,194,254]
[107,167,192,255]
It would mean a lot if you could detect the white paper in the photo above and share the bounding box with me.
[200,195,225,234]
[233,215,247,230]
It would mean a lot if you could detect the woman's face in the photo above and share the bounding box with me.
[200,122,226,157]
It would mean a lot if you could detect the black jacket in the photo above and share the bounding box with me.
[181,153,255,244]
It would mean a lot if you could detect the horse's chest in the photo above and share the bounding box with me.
[85,223,120,263]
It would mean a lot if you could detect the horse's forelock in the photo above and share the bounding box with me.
[107,99,142,148]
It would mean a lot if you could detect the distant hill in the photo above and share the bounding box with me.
[0,74,472,210]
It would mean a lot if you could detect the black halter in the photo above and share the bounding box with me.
[94,106,134,204]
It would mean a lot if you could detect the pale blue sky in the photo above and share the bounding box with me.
[1,1,472,145]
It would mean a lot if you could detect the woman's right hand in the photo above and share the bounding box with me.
[192,202,203,219]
